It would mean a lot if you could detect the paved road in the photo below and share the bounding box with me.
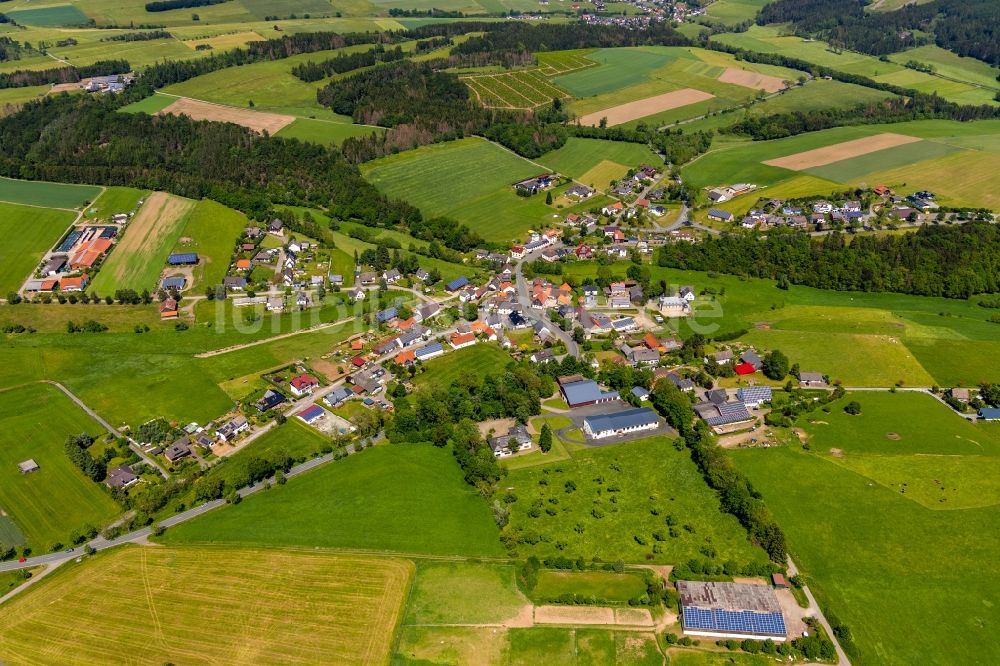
[44,380,169,478]
[513,250,580,358]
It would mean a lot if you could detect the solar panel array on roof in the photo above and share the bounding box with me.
[99,226,118,238]
[56,231,82,253]
[704,402,753,427]
[737,386,773,404]
[682,607,786,638]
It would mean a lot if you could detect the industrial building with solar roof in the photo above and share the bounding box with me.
[677,580,788,641]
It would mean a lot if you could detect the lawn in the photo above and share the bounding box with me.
[704,0,768,24]
[503,436,768,565]
[413,344,515,388]
[171,198,247,290]
[89,192,196,295]
[732,394,1000,665]
[161,443,506,556]
[361,137,559,243]
[0,177,101,209]
[0,202,76,296]
[0,545,413,665]
[403,561,529,625]
[0,384,120,551]
[532,570,648,603]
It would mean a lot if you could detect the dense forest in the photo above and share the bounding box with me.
[0,59,129,89]
[757,0,1000,65]
[100,31,172,42]
[0,94,484,251]
[656,225,1000,299]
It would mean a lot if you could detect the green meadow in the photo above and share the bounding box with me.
[539,138,659,185]
[403,560,528,625]
[504,436,769,565]
[119,93,177,115]
[414,344,515,388]
[362,137,583,243]
[161,443,506,556]
[0,177,102,209]
[732,392,1000,665]
[4,4,89,27]
[274,117,384,145]
[0,202,76,296]
[83,187,148,222]
[562,261,1000,386]
[0,384,121,551]
[704,0,769,24]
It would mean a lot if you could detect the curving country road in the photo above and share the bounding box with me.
[513,249,580,358]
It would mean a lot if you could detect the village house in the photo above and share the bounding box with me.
[289,374,320,397]
[489,425,532,458]
[216,416,249,441]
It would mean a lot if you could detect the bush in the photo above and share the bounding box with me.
[844,400,862,415]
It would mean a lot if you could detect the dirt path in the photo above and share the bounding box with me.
[194,316,356,358]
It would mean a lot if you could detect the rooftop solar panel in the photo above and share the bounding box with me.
[682,608,786,637]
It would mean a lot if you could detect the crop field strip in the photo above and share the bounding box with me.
[0,546,413,665]
[462,69,575,109]
[0,202,77,296]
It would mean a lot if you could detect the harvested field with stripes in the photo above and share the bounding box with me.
[462,69,571,109]
[157,96,295,134]
[764,132,922,170]
[0,546,413,665]
[577,88,715,127]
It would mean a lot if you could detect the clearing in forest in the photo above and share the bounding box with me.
[157,97,295,134]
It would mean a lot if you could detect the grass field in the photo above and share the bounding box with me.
[275,117,384,145]
[0,202,76,296]
[732,392,1000,665]
[414,344,514,388]
[704,0,768,24]
[4,4,89,26]
[83,186,148,222]
[162,443,505,556]
[532,570,648,603]
[119,93,179,115]
[362,137,570,243]
[89,191,196,295]
[396,625,663,666]
[171,198,246,289]
[888,45,1000,93]
[0,177,101,209]
[0,545,413,664]
[504,436,768,565]
[539,138,659,187]
[0,384,120,551]
[404,561,529,625]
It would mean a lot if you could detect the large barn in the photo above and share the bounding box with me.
[677,581,788,642]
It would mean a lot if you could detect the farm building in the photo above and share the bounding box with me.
[297,405,326,425]
[60,275,89,292]
[707,209,734,222]
[106,464,139,489]
[446,276,470,292]
[159,298,178,320]
[561,380,620,408]
[737,386,773,409]
[161,276,187,291]
[167,253,199,266]
[583,408,659,440]
[415,342,444,361]
[734,362,757,375]
[979,408,1000,421]
[695,402,754,429]
[678,581,787,641]
[18,459,39,474]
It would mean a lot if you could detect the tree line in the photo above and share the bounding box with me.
[291,45,404,82]
[100,30,172,42]
[0,59,130,89]
[145,0,230,12]
[656,224,1000,299]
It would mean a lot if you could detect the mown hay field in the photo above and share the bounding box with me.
[0,545,413,665]
[89,191,195,295]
